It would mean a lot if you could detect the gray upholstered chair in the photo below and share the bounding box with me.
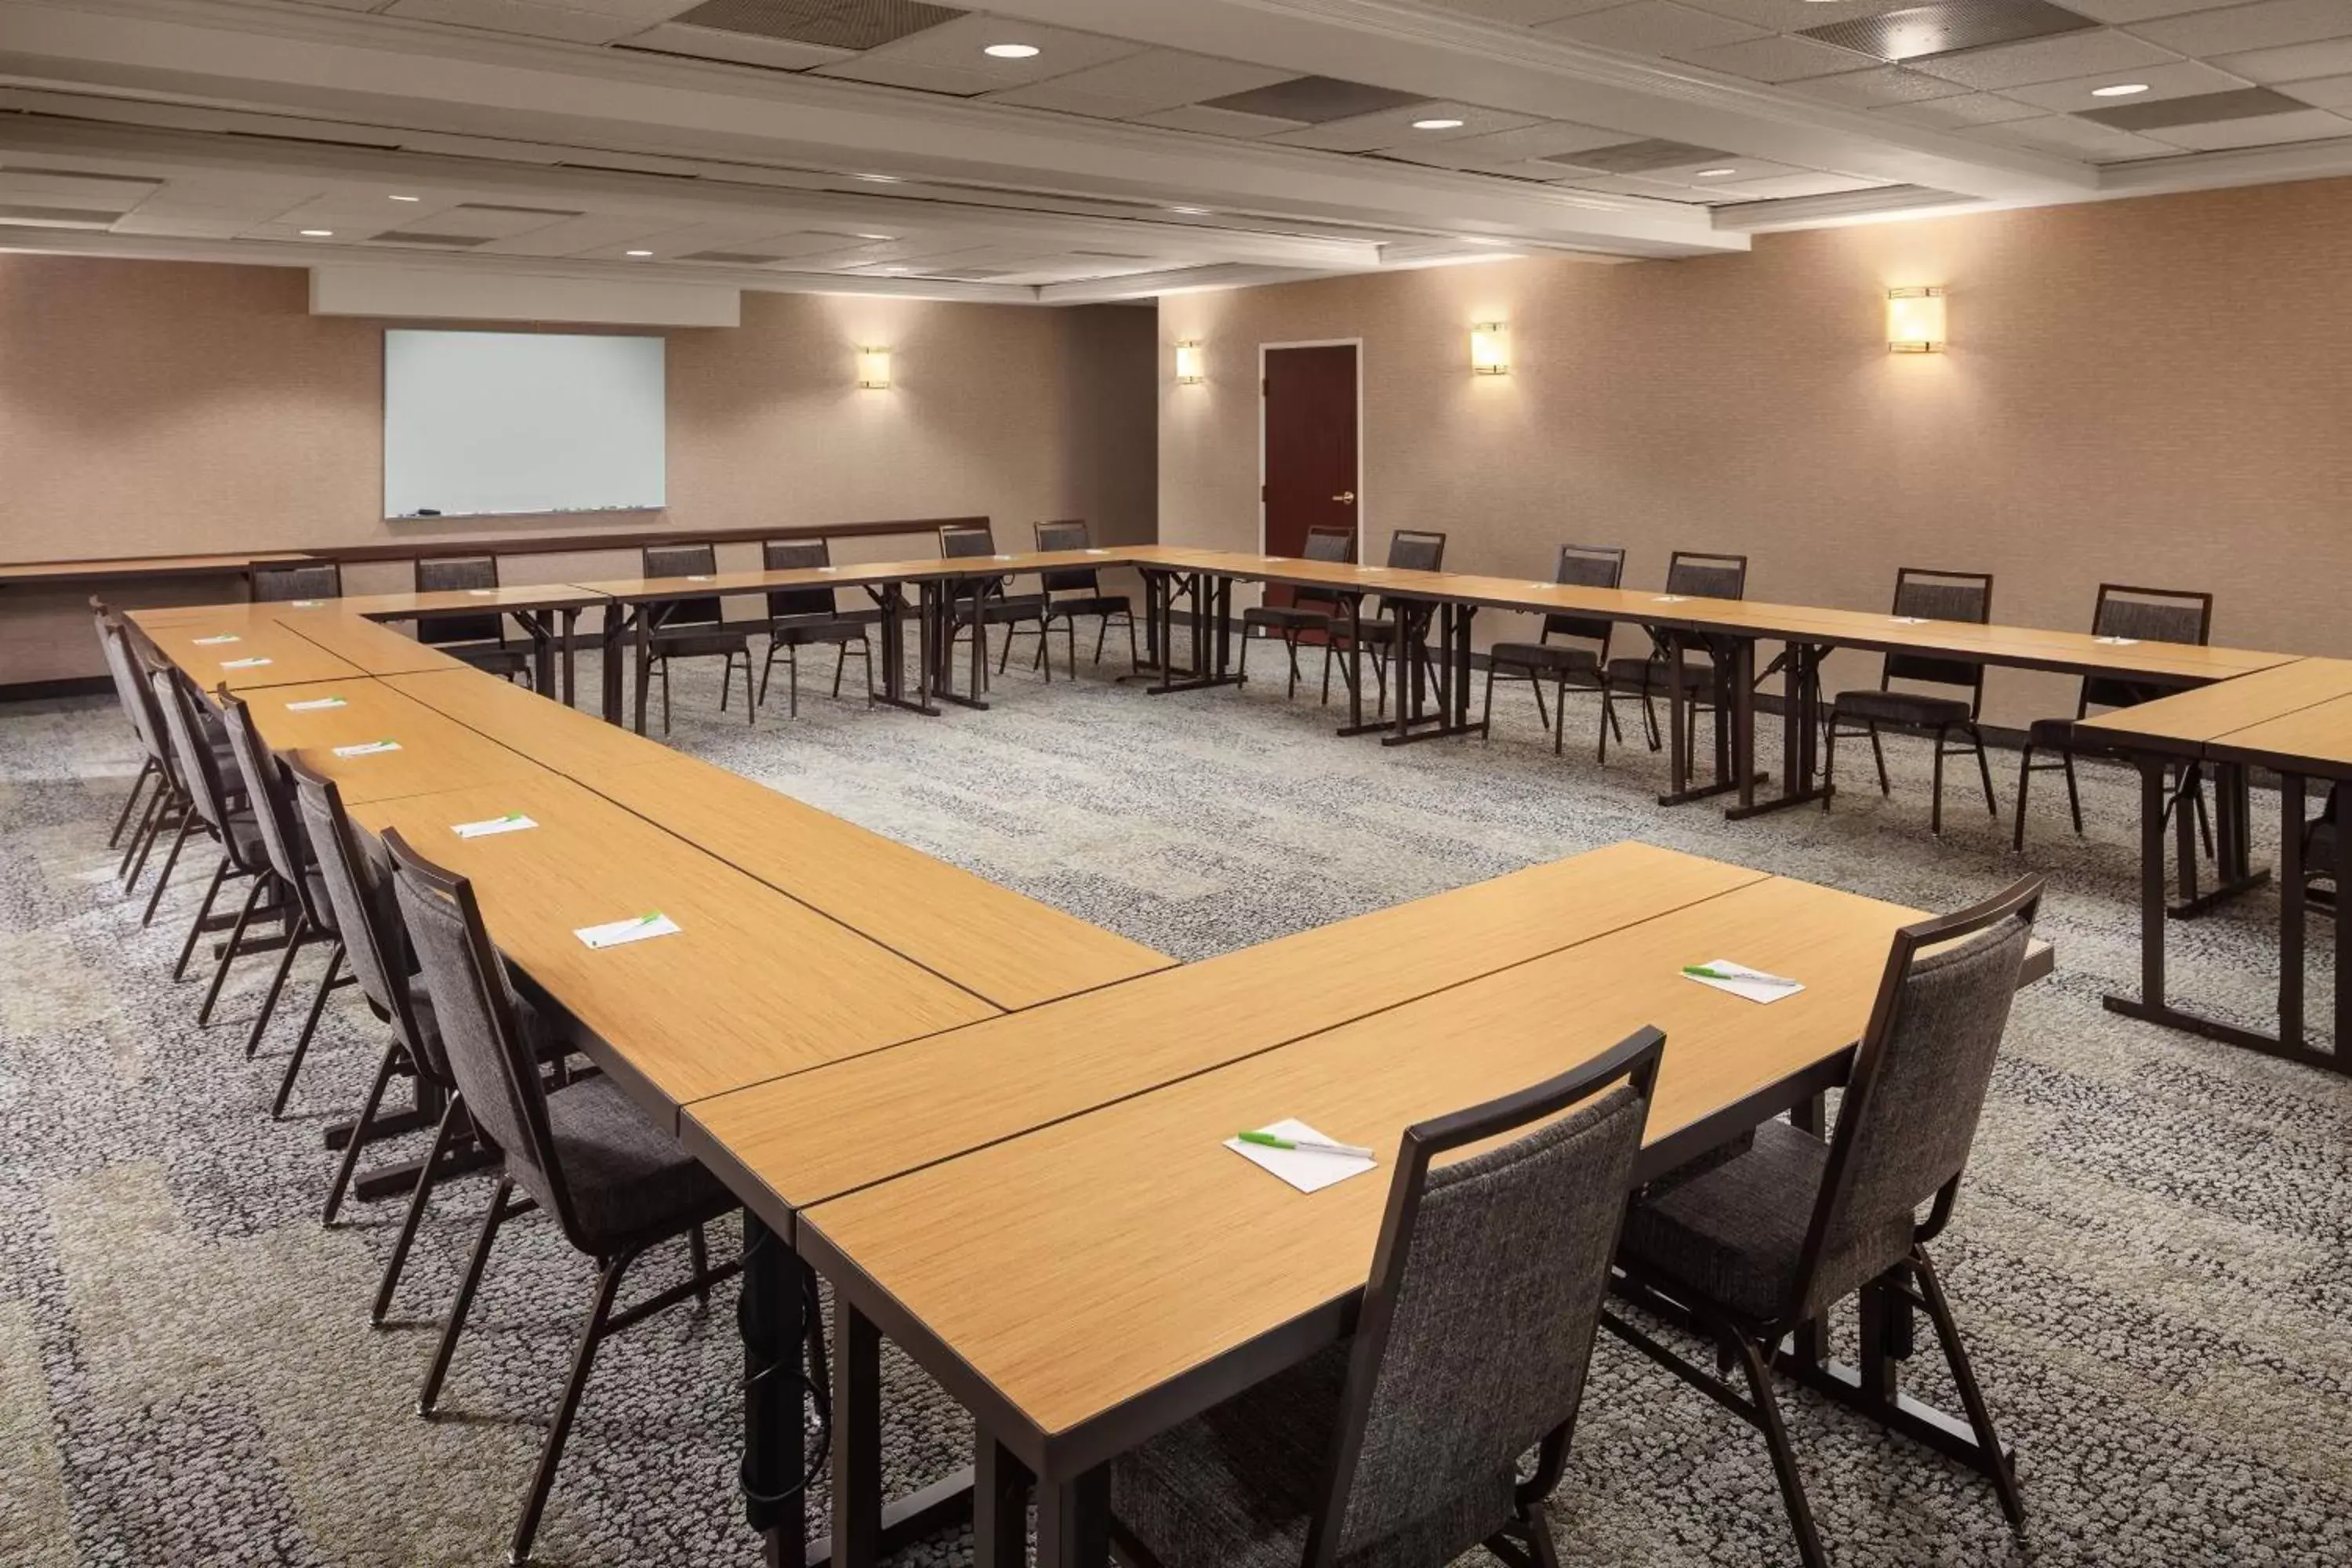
[1329,528,1447,715]
[940,522,1051,686]
[2303,786,2339,911]
[91,602,182,886]
[2013,583,2213,853]
[143,659,274,1020]
[1240,524,1356,703]
[1033,519,1136,677]
[759,538,874,716]
[642,542,756,731]
[218,691,354,1116]
[1599,550,1747,762]
[1608,875,2042,1568]
[1482,543,1626,758]
[250,561,343,602]
[412,554,533,686]
[386,829,737,1566]
[1825,568,1998,837]
[1109,1026,1664,1568]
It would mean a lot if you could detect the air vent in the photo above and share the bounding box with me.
[1199,76,1425,125]
[451,203,582,217]
[2081,86,2308,131]
[1551,139,1735,175]
[368,232,490,247]
[1800,0,2096,64]
[670,0,962,50]
[681,249,786,264]
[0,205,113,227]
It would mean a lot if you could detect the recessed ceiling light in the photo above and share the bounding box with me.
[1167,205,1210,215]
[1694,168,1738,177]
[1410,118,1466,131]
[2091,82,2151,96]
[625,249,653,257]
[854,173,902,183]
[880,266,909,274]
[855,232,895,241]
[387,194,420,202]
[982,42,1040,59]
[299,229,333,237]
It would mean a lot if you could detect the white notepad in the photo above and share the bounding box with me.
[686,574,714,581]
[1653,594,1690,603]
[1084,548,1109,555]
[1225,1120,1378,1194]
[575,913,681,949]
[192,633,240,645]
[1891,615,1930,625]
[331,739,401,758]
[466,588,496,597]
[220,656,273,670]
[454,813,536,840]
[290,600,324,608]
[1682,960,1806,1005]
[285,696,347,712]
[2094,635,2141,646]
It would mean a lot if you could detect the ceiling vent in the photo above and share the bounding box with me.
[1800,0,2096,64]
[0,205,114,228]
[1550,139,1735,174]
[1199,76,1426,125]
[681,249,788,264]
[367,232,491,247]
[2082,85,2308,131]
[670,0,963,50]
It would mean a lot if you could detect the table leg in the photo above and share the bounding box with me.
[742,1215,808,1566]
[2336,779,2350,1062]
[2281,771,2307,1052]
[829,1304,882,1568]
[599,608,627,726]
[1733,637,1757,811]
[1664,634,1690,800]
[558,608,578,709]
[633,604,653,735]
[972,1436,1030,1568]
[524,611,557,699]
[1034,1465,1110,1568]
[2169,758,2271,917]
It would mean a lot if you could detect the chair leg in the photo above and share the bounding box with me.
[109,757,158,847]
[1912,1247,2026,1530]
[508,1249,636,1566]
[322,1039,405,1225]
[1124,611,1139,671]
[719,652,731,712]
[1869,722,1891,797]
[2191,771,2214,858]
[272,941,344,1119]
[419,1174,514,1417]
[243,909,309,1058]
[1973,728,1998,818]
[659,659,671,735]
[2012,748,2034,853]
[1731,1330,1830,1568]
[2061,752,2084,835]
[1479,664,1497,744]
[120,788,167,885]
[170,855,233,977]
[689,1224,710,1311]
[197,873,270,1025]
[757,643,779,708]
[789,647,800,719]
[743,652,757,726]
[1821,718,1839,810]
[373,1094,464,1326]
[143,813,200,927]
[1553,673,1568,757]
[1931,728,1949,837]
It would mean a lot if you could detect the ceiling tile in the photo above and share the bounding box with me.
[1674,34,1878,81]
[2142,105,2352,148]
[1698,170,1889,198]
[1911,30,2182,89]
[477,213,676,254]
[1783,67,1974,107]
[1407,0,1626,20]
[2081,83,2307,127]
[982,51,1294,118]
[2278,71,2352,108]
[1549,172,1712,199]
[1967,113,2179,159]
[666,0,959,50]
[1680,0,1918,26]
[2130,0,2352,57]
[1642,156,1809,184]
[382,0,647,44]
[2212,38,2352,84]
[1262,102,1541,152]
[1127,103,1306,137]
[2059,0,2241,20]
[813,15,1142,96]
[0,170,161,210]
[1999,58,2253,112]
[1418,120,1650,160]
[622,21,852,68]
[1875,91,2050,126]
[1538,2,1770,57]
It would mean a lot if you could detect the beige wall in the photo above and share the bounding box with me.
[1160,177,2352,728]
[0,256,1156,681]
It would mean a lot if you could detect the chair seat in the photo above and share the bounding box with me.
[444,643,532,679]
[1832,688,1973,729]
[539,1075,734,1252]
[1489,641,1599,676]
[1621,1120,1912,1323]
[1241,605,1332,633]
[648,629,751,660]
[1605,656,1711,691]
[979,594,1049,625]
[769,615,869,647]
[2309,817,2336,875]
[1048,594,1131,619]
[1111,1341,1511,1568]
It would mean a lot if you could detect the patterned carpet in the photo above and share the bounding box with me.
[2,637,2347,1567]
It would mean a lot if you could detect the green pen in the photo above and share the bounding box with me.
[1682,964,1799,987]
[1237,1130,1375,1160]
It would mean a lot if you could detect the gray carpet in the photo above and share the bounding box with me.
[2,638,2347,1567]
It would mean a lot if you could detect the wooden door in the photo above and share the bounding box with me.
[1261,344,1359,608]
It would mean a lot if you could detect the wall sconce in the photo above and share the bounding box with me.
[856,347,891,388]
[1886,288,1947,354]
[1174,340,1204,385]
[1470,321,1509,375]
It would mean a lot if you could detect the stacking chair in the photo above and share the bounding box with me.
[641,543,756,731]
[143,659,274,1025]
[940,522,1051,684]
[1109,1026,1663,1568]
[757,539,873,716]
[1824,568,1998,836]
[1608,875,2042,1568]
[413,554,533,685]
[91,602,179,881]
[251,561,343,602]
[2014,584,2214,854]
[1599,551,1747,761]
[1033,519,1136,677]
[1239,524,1356,702]
[217,692,354,1117]
[1328,528,1447,714]
[386,829,739,1566]
[1483,543,1625,757]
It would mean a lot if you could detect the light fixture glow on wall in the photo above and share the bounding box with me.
[1886,287,1947,354]
[1470,321,1510,376]
[1174,340,1205,385]
[857,347,891,389]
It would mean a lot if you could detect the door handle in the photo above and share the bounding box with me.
[1332,491,1356,504]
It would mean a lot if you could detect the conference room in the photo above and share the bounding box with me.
[4,2,2349,1565]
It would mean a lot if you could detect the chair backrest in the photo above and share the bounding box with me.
[288,756,431,1071]
[763,539,840,621]
[1033,519,1098,594]
[1785,875,2041,1325]
[216,690,327,924]
[1285,524,1357,614]
[642,543,722,629]
[145,659,240,841]
[1385,529,1446,574]
[1540,543,1626,652]
[1663,550,1746,601]
[1882,568,1994,700]
[252,562,343,603]
[91,602,166,767]
[412,555,506,646]
[938,523,997,561]
[1303,1027,1664,1567]
[2082,583,2212,713]
[385,829,580,1238]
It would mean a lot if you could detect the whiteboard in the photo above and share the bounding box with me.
[383,330,666,518]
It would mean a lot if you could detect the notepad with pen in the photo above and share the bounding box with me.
[1682,960,1805,1004]
[575,912,681,950]
[1225,1120,1377,1193]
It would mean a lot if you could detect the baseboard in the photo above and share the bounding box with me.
[0,675,111,703]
